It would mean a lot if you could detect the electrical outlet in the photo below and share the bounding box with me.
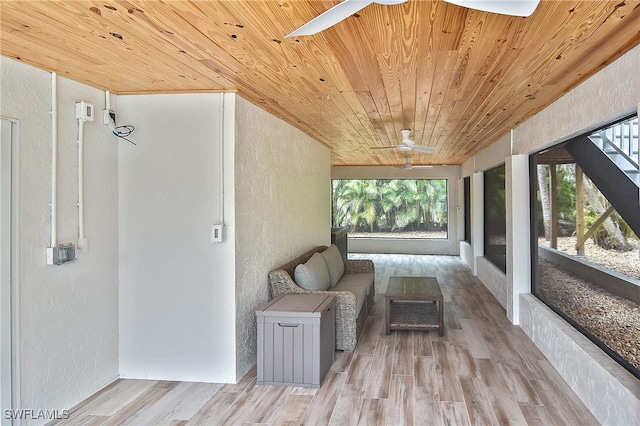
[46,244,77,265]
[102,109,116,130]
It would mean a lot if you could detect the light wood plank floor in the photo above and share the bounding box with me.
[52,254,598,425]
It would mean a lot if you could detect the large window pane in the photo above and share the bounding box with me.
[331,179,448,239]
[484,164,506,272]
[531,115,639,379]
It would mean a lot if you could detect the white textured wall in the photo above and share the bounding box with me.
[474,132,511,172]
[234,96,331,380]
[118,93,237,383]
[520,295,640,426]
[1,57,119,424]
[476,256,507,308]
[513,44,640,156]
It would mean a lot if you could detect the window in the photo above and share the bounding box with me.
[531,114,639,379]
[331,179,448,239]
[463,176,471,244]
[483,164,506,272]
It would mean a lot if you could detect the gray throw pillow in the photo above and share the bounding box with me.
[294,252,331,291]
[321,244,344,287]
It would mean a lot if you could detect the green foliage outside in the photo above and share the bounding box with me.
[331,179,448,235]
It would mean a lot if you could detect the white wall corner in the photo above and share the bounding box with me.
[506,155,531,324]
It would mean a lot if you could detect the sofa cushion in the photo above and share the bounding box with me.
[294,252,331,291]
[332,272,374,315]
[321,244,344,287]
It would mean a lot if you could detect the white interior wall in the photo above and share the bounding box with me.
[118,93,236,383]
[1,57,119,425]
[331,165,461,255]
[234,96,331,379]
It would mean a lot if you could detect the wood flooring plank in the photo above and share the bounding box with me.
[219,365,257,393]
[497,364,542,406]
[328,354,372,425]
[212,384,269,425]
[185,391,240,425]
[519,403,558,426]
[327,384,365,426]
[355,315,385,355]
[108,384,177,425]
[243,385,292,424]
[365,338,394,398]
[122,382,222,424]
[301,372,346,425]
[440,401,472,426]
[530,361,599,426]
[392,330,414,376]
[65,379,157,419]
[386,375,414,426]
[413,352,446,423]
[476,358,528,425]
[459,377,500,426]
[51,414,109,426]
[270,394,314,426]
[357,398,387,426]
[457,318,491,359]
[432,341,465,402]
[329,350,353,373]
[413,330,435,357]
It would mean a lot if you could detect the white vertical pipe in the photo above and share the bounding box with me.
[219,96,225,224]
[50,73,58,247]
[105,90,111,111]
[77,118,86,251]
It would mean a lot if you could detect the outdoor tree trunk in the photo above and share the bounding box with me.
[537,165,551,240]
[569,166,632,251]
[582,177,632,250]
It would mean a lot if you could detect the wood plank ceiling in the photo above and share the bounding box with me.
[1,1,639,166]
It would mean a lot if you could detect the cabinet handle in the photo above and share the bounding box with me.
[278,323,299,328]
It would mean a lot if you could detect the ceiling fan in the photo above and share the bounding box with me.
[286,0,540,37]
[397,157,433,170]
[371,129,436,153]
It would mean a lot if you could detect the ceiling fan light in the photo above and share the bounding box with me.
[398,144,412,152]
[444,0,540,17]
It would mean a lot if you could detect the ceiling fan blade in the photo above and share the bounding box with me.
[286,0,374,37]
[286,0,407,37]
[411,145,436,153]
[443,0,540,17]
[370,146,397,150]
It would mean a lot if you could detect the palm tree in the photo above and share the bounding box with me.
[332,179,448,234]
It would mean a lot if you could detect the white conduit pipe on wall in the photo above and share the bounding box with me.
[219,95,225,225]
[50,72,58,248]
[77,117,87,252]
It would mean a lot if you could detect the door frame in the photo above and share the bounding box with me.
[1,117,20,425]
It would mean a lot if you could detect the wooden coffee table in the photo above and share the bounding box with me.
[385,276,444,336]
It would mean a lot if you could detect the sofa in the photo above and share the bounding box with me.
[268,245,375,351]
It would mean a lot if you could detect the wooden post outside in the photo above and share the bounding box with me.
[550,163,558,249]
[575,165,585,256]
